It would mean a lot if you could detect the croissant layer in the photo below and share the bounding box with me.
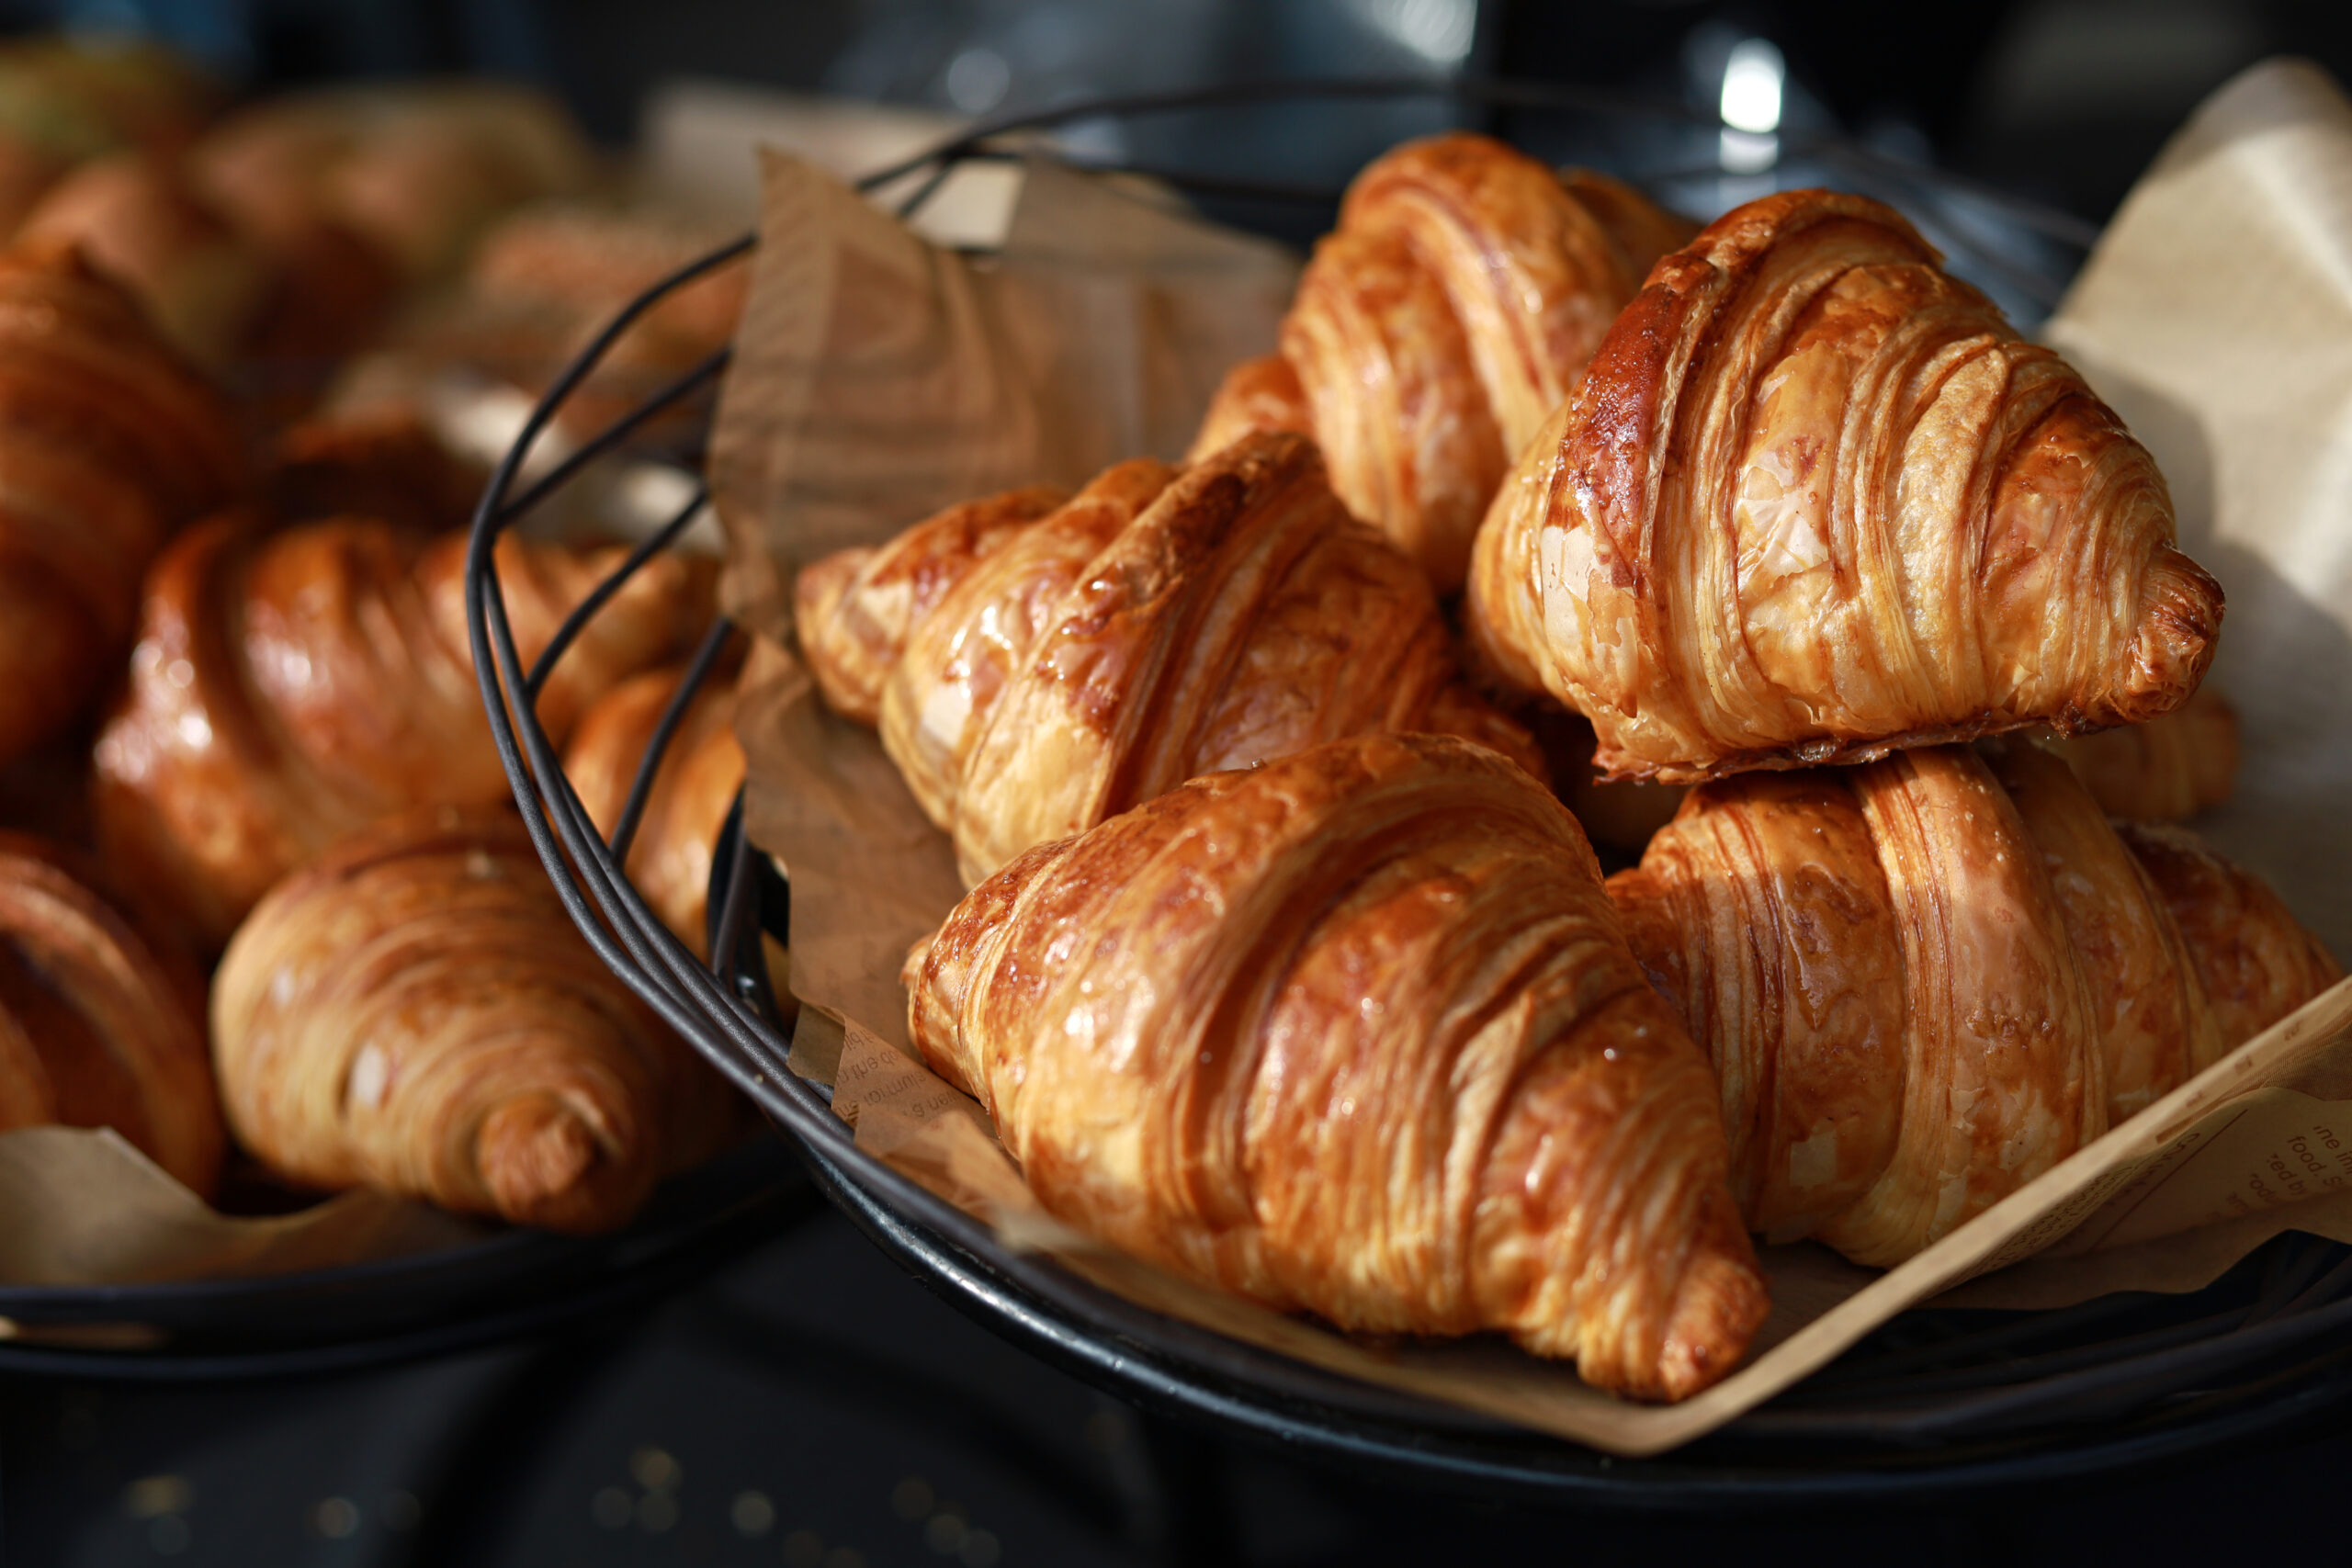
[797,432,1540,886]
[1467,188,2224,784]
[909,732,1767,1400]
[1609,739,2336,1265]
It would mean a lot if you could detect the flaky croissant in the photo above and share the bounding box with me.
[1192,135,1691,592]
[1467,188,2225,784]
[797,431,1540,886]
[563,663,746,959]
[2040,684,2239,822]
[0,243,243,769]
[0,832,220,1196]
[94,514,711,951]
[1607,739,2338,1266]
[213,807,737,1233]
[908,732,1769,1400]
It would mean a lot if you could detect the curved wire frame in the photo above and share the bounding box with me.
[463,76,2352,1497]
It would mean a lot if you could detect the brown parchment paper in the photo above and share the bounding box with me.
[0,1128,484,1304]
[704,148,1298,637]
[718,69,2352,1454]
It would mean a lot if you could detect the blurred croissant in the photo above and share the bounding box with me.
[0,832,220,1196]
[797,432,1541,886]
[1192,134,1691,592]
[95,515,712,951]
[1468,188,2226,784]
[17,151,277,369]
[1608,738,2339,1266]
[564,662,746,958]
[0,243,243,769]
[213,807,737,1232]
[909,732,1769,1400]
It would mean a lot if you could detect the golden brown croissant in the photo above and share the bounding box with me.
[93,514,711,952]
[0,243,243,769]
[563,663,746,958]
[797,432,1542,886]
[1607,739,2338,1266]
[212,807,736,1232]
[0,831,220,1196]
[1467,188,2226,784]
[2040,684,2239,821]
[17,152,277,370]
[908,731,1769,1400]
[1191,135,1691,592]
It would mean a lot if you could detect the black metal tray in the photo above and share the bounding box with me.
[461,77,2352,1505]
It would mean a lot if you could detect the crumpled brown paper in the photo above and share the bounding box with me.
[705,148,1298,636]
[720,71,2352,1455]
[0,1128,484,1303]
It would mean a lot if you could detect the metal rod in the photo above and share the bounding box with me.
[524,481,709,698]
[609,619,736,863]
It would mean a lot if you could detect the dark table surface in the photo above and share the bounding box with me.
[7,1183,2352,1567]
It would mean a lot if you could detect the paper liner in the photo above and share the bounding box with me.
[0,1127,483,1310]
[717,73,2352,1452]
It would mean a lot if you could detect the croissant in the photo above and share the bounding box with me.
[262,407,484,536]
[1191,135,1692,592]
[0,243,243,770]
[17,152,277,370]
[797,432,1541,886]
[213,807,736,1232]
[563,663,746,958]
[94,514,711,951]
[2040,684,2239,821]
[1466,188,2226,784]
[1606,739,2338,1266]
[0,832,220,1196]
[908,731,1769,1400]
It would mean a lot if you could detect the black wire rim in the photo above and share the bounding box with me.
[461,75,2352,1501]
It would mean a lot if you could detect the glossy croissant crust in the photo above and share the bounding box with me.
[94,514,712,951]
[908,732,1769,1401]
[0,243,243,769]
[1608,739,2338,1266]
[213,807,738,1232]
[1190,135,1691,592]
[1467,188,2224,784]
[563,662,746,959]
[797,431,1540,886]
[0,832,220,1196]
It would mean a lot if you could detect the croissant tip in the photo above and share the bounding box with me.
[478,1092,646,1234]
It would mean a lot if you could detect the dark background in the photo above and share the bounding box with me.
[6,2,2352,1562]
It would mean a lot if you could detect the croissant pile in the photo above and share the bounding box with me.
[764,135,2351,1408]
[0,67,2338,1414]
[0,42,754,1247]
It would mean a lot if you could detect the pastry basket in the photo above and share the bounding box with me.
[463,77,2352,1505]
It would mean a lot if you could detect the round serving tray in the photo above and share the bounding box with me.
[463,78,2352,1504]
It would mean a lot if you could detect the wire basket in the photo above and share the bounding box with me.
[462,77,2352,1505]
